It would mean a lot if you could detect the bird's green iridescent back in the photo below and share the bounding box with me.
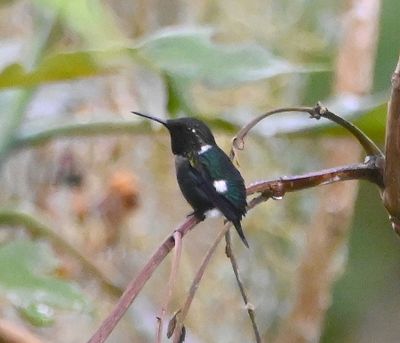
[195,146,247,216]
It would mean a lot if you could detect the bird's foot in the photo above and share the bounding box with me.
[186,210,206,221]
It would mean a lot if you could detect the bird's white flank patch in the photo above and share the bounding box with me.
[199,145,212,154]
[205,208,222,218]
[213,180,227,193]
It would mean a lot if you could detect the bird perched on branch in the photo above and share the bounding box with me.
[132,112,249,247]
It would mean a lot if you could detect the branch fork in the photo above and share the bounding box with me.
[88,99,387,343]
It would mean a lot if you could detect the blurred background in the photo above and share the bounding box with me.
[0,0,399,342]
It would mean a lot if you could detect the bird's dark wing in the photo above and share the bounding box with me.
[188,150,248,247]
[191,162,239,220]
[195,147,247,216]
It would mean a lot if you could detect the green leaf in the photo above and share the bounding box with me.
[0,11,56,164]
[0,25,327,121]
[19,303,55,327]
[352,103,387,143]
[138,28,326,88]
[165,74,193,116]
[0,51,112,89]
[136,28,326,114]
[34,0,125,47]
[0,240,88,325]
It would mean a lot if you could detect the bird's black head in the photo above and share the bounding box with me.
[132,112,216,156]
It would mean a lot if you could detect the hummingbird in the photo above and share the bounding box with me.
[132,111,249,247]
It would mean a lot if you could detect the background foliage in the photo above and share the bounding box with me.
[0,0,399,342]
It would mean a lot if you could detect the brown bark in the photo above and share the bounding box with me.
[383,56,400,232]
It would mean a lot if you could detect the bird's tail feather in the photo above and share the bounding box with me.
[233,221,249,248]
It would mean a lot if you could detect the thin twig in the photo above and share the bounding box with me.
[317,105,383,157]
[87,215,199,343]
[171,190,272,342]
[230,106,306,160]
[383,54,400,233]
[230,103,382,162]
[0,210,123,297]
[225,231,262,343]
[156,231,183,343]
[172,223,230,343]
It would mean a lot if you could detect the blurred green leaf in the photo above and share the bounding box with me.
[165,74,193,116]
[0,0,16,7]
[33,0,125,47]
[136,28,327,114]
[0,28,325,93]
[20,303,55,327]
[138,28,326,87]
[0,240,88,325]
[373,0,400,92]
[351,103,386,143]
[0,10,56,164]
[0,51,113,89]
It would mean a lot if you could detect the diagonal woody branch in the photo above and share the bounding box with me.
[87,159,381,343]
[87,216,199,343]
[171,223,230,343]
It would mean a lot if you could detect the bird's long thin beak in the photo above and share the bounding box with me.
[131,111,168,126]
